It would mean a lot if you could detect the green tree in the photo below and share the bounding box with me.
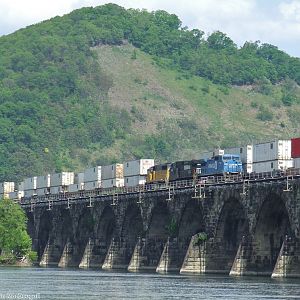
[0,199,32,261]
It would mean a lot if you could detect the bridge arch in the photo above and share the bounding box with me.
[58,209,73,249]
[96,205,116,264]
[252,194,292,272]
[178,200,204,243]
[147,200,171,240]
[37,210,53,260]
[121,203,143,264]
[75,207,95,247]
[26,212,35,241]
[212,197,249,272]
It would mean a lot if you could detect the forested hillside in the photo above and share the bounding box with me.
[0,3,299,181]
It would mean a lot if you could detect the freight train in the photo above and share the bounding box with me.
[146,154,243,184]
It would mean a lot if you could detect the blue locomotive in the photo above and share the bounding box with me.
[168,154,243,182]
[199,154,243,176]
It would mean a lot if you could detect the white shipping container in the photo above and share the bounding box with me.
[244,163,253,174]
[252,159,293,173]
[84,181,101,190]
[84,166,101,183]
[24,177,37,190]
[24,189,37,197]
[51,172,74,187]
[8,191,24,200]
[101,163,123,180]
[294,158,300,169]
[124,175,146,187]
[253,140,291,163]
[124,159,154,177]
[68,183,84,192]
[74,172,84,184]
[102,178,124,189]
[225,145,253,164]
[0,182,15,194]
[37,174,51,189]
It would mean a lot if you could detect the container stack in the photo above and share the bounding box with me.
[24,177,37,197]
[291,137,300,168]
[37,174,51,196]
[124,159,154,187]
[68,172,85,192]
[84,166,101,190]
[50,172,74,194]
[102,163,124,188]
[252,139,293,173]
[224,145,253,173]
[0,182,15,199]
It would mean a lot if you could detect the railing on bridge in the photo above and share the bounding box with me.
[20,168,300,207]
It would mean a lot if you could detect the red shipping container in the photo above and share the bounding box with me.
[291,137,300,158]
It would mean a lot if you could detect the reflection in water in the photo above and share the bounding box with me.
[0,268,299,300]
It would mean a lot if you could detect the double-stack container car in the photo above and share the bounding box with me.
[102,163,124,188]
[124,159,155,187]
[292,137,300,168]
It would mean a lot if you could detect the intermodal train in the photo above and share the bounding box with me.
[146,154,243,184]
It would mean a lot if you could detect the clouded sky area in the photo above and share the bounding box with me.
[0,0,300,57]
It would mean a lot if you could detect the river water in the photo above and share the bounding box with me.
[0,267,299,300]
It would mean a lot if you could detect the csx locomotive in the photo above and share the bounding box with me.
[146,154,243,184]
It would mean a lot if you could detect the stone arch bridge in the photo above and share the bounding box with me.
[22,174,300,278]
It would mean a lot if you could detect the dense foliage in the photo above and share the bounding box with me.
[0,3,299,181]
[0,199,33,263]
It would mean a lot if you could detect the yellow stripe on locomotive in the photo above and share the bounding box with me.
[146,163,170,184]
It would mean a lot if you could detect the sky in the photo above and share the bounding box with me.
[0,0,300,57]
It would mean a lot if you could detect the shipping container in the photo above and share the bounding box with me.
[84,166,101,183]
[24,177,37,190]
[225,145,253,164]
[18,181,24,191]
[291,137,300,158]
[37,174,51,189]
[0,182,15,194]
[84,181,101,190]
[124,175,146,187]
[68,183,84,192]
[74,172,84,184]
[102,178,124,189]
[294,158,300,169]
[124,159,154,177]
[8,191,24,200]
[50,186,68,194]
[51,172,74,187]
[253,140,291,162]
[37,188,50,196]
[252,159,293,173]
[200,149,224,160]
[24,189,37,197]
[245,163,253,174]
[101,163,123,180]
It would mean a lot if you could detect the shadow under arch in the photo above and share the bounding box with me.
[209,197,248,272]
[121,203,143,264]
[251,194,291,273]
[58,209,73,254]
[37,210,53,260]
[96,205,116,265]
[144,200,171,268]
[178,199,205,242]
[74,208,95,264]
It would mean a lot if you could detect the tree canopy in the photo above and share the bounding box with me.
[0,199,32,262]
